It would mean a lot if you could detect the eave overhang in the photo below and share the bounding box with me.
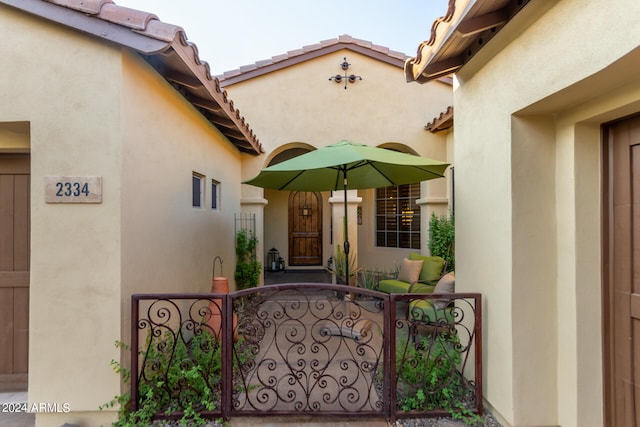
[405,0,530,84]
[2,0,263,154]
[425,106,454,133]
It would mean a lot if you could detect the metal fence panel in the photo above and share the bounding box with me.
[130,286,481,422]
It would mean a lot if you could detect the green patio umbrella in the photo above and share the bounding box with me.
[243,140,449,281]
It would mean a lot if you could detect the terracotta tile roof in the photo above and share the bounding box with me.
[405,0,531,84]
[2,0,262,154]
[425,106,454,133]
[218,34,409,87]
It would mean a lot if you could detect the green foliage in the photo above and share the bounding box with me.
[428,212,455,272]
[357,267,397,290]
[101,331,223,427]
[234,230,261,290]
[328,244,359,285]
[357,269,381,290]
[396,333,481,425]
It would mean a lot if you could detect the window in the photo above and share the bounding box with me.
[375,183,421,249]
[192,173,204,208]
[211,179,220,210]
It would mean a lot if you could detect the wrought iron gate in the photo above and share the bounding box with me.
[131,284,481,422]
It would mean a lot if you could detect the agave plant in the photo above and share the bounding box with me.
[328,245,359,286]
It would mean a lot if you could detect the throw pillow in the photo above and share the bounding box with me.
[408,253,445,284]
[397,258,424,285]
[433,272,455,308]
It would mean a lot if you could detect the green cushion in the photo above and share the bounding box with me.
[378,280,435,294]
[409,253,445,284]
[408,299,456,324]
[408,283,436,293]
[378,279,412,294]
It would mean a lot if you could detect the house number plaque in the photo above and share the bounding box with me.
[45,176,102,203]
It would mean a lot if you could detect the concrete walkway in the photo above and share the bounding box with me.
[0,392,33,427]
[0,394,391,426]
[230,417,390,426]
[0,392,475,426]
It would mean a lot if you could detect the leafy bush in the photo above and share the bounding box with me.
[428,212,455,271]
[102,330,222,427]
[234,230,261,290]
[102,319,258,427]
[396,333,480,424]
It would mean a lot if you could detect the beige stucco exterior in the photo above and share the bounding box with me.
[446,0,640,426]
[226,49,453,272]
[0,5,244,426]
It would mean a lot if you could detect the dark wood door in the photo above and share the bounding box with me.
[288,192,322,266]
[0,154,30,386]
[604,114,640,426]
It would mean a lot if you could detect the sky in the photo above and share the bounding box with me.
[115,0,450,75]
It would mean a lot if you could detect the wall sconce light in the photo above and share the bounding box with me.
[328,57,362,90]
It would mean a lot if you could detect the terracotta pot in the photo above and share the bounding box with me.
[207,277,228,338]
[206,277,237,340]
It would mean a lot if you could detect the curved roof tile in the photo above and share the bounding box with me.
[97,3,157,30]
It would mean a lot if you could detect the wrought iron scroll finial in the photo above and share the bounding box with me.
[328,57,362,90]
[212,256,223,279]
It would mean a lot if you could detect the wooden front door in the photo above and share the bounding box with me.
[604,114,640,426]
[288,192,322,266]
[0,154,29,387]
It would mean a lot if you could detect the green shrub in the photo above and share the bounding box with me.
[234,230,261,290]
[428,212,455,271]
[101,330,222,427]
[396,333,480,424]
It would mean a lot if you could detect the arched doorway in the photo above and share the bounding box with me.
[288,191,322,266]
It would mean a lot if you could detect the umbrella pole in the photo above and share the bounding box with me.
[343,168,350,284]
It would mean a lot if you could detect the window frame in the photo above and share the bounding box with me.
[211,179,220,211]
[192,172,204,208]
[375,183,421,249]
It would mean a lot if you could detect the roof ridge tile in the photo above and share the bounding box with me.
[286,48,305,56]
[218,34,409,80]
[135,19,182,43]
[47,0,113,15]
[302,42,323,51]
[97,3,157,31]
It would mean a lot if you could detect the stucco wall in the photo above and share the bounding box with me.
[227,49,452,271]
[452,0,640,426]
[0,122,30,150]
[0,5,243,426]
[0,7,123,426]
[119,49,242,318]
